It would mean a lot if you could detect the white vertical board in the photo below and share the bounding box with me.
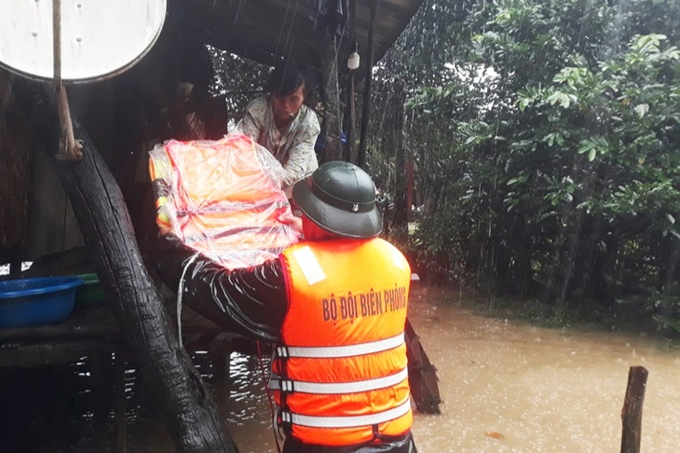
[0,0,167,83]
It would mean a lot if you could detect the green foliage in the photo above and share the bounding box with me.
[372,0,680,333]
[208,47,271,120]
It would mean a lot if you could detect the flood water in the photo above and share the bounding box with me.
[7,287,680,453]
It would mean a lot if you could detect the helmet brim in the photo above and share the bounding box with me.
[292,177,383,239]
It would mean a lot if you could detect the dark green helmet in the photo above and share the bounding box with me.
[291,161,383,239]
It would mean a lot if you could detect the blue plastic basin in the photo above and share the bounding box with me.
[0,277,84,328]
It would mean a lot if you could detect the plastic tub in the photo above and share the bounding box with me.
[74,273,107,308]
[0,277,83,328]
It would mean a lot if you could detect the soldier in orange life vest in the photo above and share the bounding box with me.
[156,162,418,453]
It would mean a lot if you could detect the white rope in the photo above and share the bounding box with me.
[176,253,200,346]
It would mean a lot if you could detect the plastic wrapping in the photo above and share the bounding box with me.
[149,134,301,270]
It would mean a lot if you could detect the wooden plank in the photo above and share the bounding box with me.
[0,307,119,342]
[27,146,85,259]
[0,338,119,367]
[0,70,31,253]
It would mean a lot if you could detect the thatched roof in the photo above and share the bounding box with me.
[184,0,424,70]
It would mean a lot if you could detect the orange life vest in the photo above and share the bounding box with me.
[148,134,300,269]
[273,238,412,446]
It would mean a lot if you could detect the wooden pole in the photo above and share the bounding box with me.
[9,258,21,279]
[620,366,649,453]
[114,351,127,453]
[320,32,343,162]
[392,80,408,243]
[357,0,379,169]
[347,0,358,163]
[347,72,357,163]
[407,159,414,218]
[16,81,239,453]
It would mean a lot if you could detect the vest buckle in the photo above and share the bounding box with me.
[280,379,295,392]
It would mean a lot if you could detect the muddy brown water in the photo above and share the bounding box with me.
[26,288,680,452]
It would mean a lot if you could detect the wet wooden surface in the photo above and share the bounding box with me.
[0,303,255,368]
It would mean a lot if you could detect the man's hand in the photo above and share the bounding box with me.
[279,210,303,234]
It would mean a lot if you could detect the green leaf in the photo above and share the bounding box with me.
[555,133,564,146]
[634,103,649,118]
[518,98,530,112]
[667,214,676,225]
[588,148,597,161]
[546,91,573,108]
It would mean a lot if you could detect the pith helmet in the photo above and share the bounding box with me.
[292,161,383,238]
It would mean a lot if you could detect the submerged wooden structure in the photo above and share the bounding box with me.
[0,1,432,451]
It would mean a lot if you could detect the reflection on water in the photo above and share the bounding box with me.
[2,287,679,453]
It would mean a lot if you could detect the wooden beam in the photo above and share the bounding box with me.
[15,80,239,453]
[620,366,649,453]
[357,0,379,169]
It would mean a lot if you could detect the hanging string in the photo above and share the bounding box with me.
[256,340,283,453]
[176,253,200,346]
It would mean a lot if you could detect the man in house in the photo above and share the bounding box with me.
[233,63,321,194]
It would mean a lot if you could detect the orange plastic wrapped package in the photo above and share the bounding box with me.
[149,134,301,269]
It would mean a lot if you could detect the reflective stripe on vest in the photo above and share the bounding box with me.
[280,397,411,429]
[274,332,404,359]
[270,366,408,394]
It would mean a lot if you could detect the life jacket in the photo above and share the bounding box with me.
[148,134,300,269]
[273,238,412,446]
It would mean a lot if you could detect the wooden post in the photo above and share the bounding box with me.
[346,0,358,164]
[620,366,648,453]
[392,80,408,243]
[320,32,343,162]
[347,73,357,163]
[407,159,414,217]
[16,81,239,453]
[357,0,379,169]
[90,352,110,431]
[114,351,127,453]
[9,259,21,279]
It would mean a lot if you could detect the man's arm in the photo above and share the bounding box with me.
[281,111,320,189]
[154,236,287,342]
[232,99,263,138]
